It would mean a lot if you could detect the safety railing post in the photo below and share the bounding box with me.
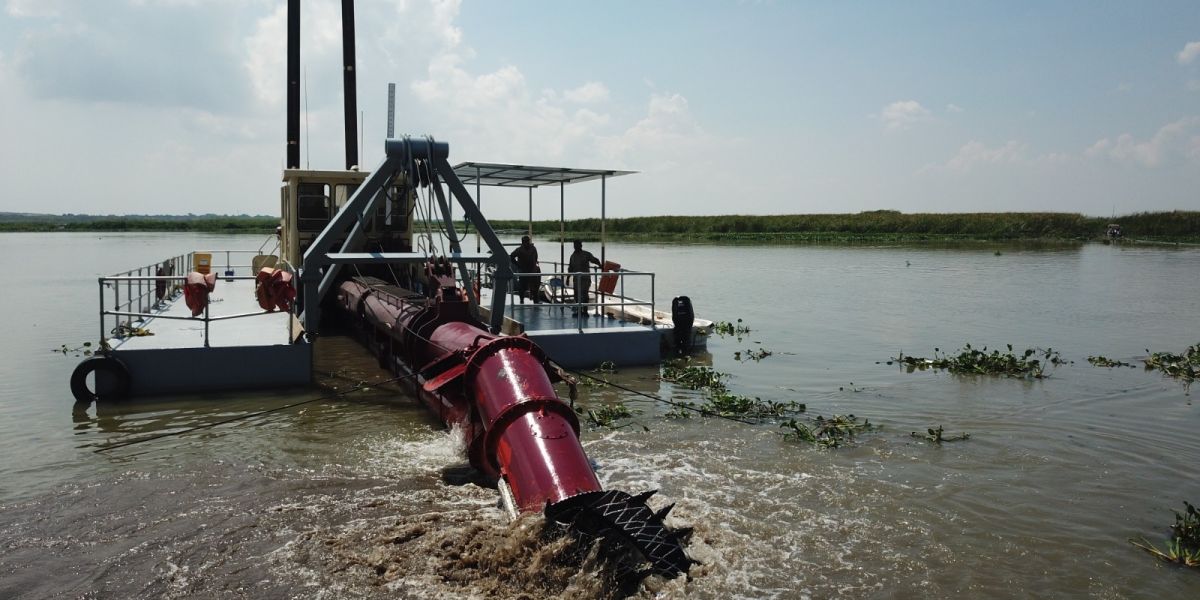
[204,297,211,350]
[577,273,585,333]
[619,270,625,323]
[650,273,656,330]
[98,278,106,347]
[128,275,134,329]
[113,279,121,337]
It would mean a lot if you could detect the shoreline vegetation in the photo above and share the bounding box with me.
[2,210,1198,243]
[492,210,1200,244]
[0,213,277,233]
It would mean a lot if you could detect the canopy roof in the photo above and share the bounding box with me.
[452,162,635,189]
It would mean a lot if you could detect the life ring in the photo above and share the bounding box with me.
[70,356,131,405]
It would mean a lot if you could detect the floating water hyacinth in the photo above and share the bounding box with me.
[713,319,751,338]
[660,360,804,420]
[1143,343,1200,382]
[1130,501,1200,568]
[890,344,1064,378]
[1087,355,1135,368]
[911,425,970,444]
[577,402,638,429]
[660,361,728,392]
[781,414,877,448]
[734,347,773,362]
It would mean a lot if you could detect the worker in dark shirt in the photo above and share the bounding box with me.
[509,235,541,303]
[568,239,602,315]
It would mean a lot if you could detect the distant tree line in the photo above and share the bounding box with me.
[488,211,1200,242]
[2,210,1196,241]
[0,213,278,233]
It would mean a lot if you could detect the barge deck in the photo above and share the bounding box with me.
[97,253,310,398]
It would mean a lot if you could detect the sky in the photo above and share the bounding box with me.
[0,0,1198,220]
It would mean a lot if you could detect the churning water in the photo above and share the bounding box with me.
[1,232,1199,598]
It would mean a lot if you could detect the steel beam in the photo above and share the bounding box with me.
[325,251,492,264]
[434,158,512,333]
[427,170,480,312]
[300,153,402,332]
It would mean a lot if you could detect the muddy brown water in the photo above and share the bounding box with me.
[1,232,1199,598]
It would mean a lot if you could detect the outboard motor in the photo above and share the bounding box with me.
[671,296,695,354]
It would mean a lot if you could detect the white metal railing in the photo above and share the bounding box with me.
[98,250,293,349]
[476,261,656,333]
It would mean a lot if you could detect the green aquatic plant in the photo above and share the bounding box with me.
[713,319,751,338]
[660,392,803,421]
[660,361,728,392]
[594,361,618,374]
[663,401,696,419]
[1130,501,1200,568]
[781,414,877,448]
[1087,355,1136,368]
[659,360,803,420]
[701,392,804,419]
[911,425,970,443]
[578,402,639,429]
[734,347,773,362]
[1143,343,1200,384]
[576,376,608,389]
[891,344,1062,378]
[576,360,618,388]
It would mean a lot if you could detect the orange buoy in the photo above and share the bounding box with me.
[597,260,621,296]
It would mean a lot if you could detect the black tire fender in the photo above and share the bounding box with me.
[70,356,131,405]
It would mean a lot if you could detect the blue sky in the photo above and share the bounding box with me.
[0,0,1197,219]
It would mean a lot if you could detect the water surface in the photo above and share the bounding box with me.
[1,233,1198,598]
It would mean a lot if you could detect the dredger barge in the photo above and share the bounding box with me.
[69,0,704,582]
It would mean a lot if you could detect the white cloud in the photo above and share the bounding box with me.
[598,93,707,169]
[1083,138,1111,159]
[403,7,720,172]
[1188,80,1200,92]
[9,2,256,111]
[946,103,964,113]
[1178,41,1200,65]
[878,100,930,131]
[5,0,64,17]
[410,46,611,162]
[1086,117,1200,167]
[244,4,286,109]
[564,82,610,104]
[938,140,1026,171]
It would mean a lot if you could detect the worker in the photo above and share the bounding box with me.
[509,235,541,303]
[568,239,602,316]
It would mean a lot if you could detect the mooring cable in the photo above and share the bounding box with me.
[92,372,418,454]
